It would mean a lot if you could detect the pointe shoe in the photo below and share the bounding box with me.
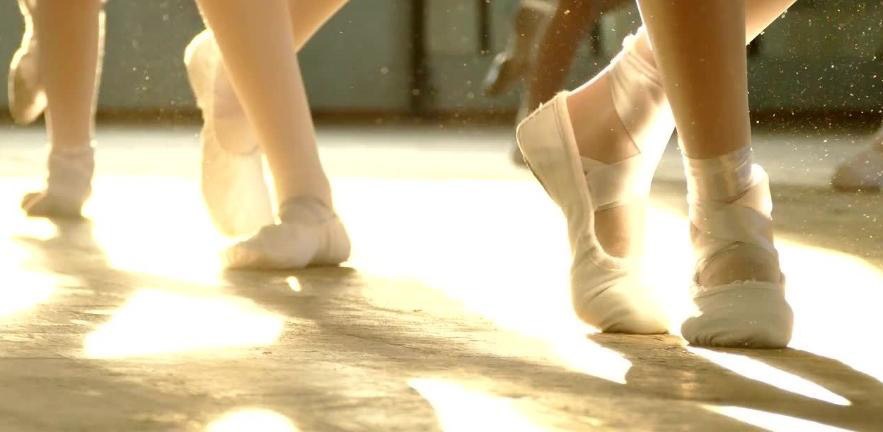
[185,31,274,237]
[8,0,46,125]
[516,93,668,334]
[831,134,883,191]
[682,166,793,348]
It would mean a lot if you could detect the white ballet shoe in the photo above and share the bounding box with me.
[515,31,675,333]
[8,0,46,125]
[682,166,793,348]
[831,137,883,191]
[516,93,668,334]
[185,30,274,237]
[224,197,351,270]
[22,146,94,218]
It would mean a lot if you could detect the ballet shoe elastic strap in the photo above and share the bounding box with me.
[689,165,777,276]
[581,156,650,211]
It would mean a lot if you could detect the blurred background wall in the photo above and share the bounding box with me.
[0,0,881,121]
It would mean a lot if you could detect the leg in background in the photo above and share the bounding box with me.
[483,0,555,96]
[20,0,104,218]
[526,0,597,109]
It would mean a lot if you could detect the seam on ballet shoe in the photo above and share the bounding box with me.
[690,278,785,299]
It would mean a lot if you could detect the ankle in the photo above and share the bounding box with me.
[686,152,782,287]
[684,146,753,203]
[279,195,335,224]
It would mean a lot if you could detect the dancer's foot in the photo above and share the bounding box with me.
[571,32,678,258]
[516,32,674,333]
[8,0,46,125]
[224,197,351,269]
[681,151,793,348]
[22,146,93,218]
[185,30,274,237]
[517,93,668,333]
[831,136,883,192]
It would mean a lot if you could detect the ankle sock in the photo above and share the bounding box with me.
[22,145,94,217]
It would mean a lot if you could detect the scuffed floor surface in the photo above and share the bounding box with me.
[0,125,881,431]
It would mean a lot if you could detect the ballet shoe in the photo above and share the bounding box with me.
[682,166,793,348]
[516,92,668,334]
[185,30,275,237]
[224,197,351,270]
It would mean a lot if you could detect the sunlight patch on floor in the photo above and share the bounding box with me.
[705,405,852,432]
[86,177,229,286]
[690,348,850,406]
[341,179,632,384]
[84,288,284,359]
[206,408,299,432]
[411,378,593,432]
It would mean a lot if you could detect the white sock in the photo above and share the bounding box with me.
[223,196,351,269]
[22,145,94,217]
[681,147,793,348]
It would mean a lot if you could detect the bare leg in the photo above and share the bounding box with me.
[638,1,749,158]
[196,0,330,207]
[186,0,347,237]
[38,0,103,151]
[8,0,46,124]
[20,0,104,218]
[637,0,792,347]
[194,0,350,269]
